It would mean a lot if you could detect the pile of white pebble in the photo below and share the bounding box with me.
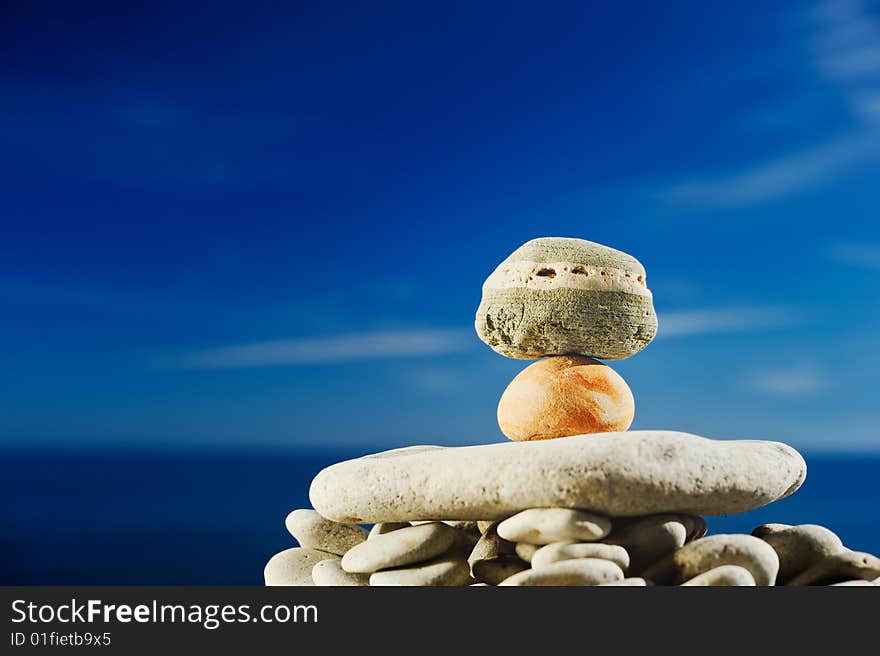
[264,432,880,586]
[263,238,880,586]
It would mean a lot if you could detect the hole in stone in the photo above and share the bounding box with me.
[536,268,556,278]
[571,266,587,275]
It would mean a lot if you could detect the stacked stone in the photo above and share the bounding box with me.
[264,237,880,587]
[481,238,654,441]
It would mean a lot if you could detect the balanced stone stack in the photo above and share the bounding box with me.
[265,237,880,587]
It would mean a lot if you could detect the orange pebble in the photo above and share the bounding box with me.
[497,355,634,441]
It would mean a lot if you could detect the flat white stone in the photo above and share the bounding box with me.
[531,542,629,571]
[309,432,806,522]
[341,522,456,574]
[498,508,611,545]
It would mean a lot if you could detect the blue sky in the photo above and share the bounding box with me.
[2,0,880,451]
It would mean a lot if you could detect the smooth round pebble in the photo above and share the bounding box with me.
[264,548,339,586]
[499,558,624,586]
[759,524,845,583]
[497,356,634,441]
[341,522,456,574]
[311,559,369,586]
[369,555,471,587]
[642,534,780,586]
[599,577,648,586]
[285,509,367,556]
[531,542,630,571]
[475,237,657,360]
[681,565,756,586]
[497,508,611,545]
[787,551,880,586]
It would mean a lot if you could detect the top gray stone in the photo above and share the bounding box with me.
[475,237,657,360]
[309,431,806,522]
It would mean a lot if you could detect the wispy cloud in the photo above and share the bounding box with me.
[745,364,828,397]
[664,0,880,208]
[664,132,880,207]
[828,243,880,269]
[813,0,880,80]
[160,329,474,369]
[658,306,802,338]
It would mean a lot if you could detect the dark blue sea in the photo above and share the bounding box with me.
[1,446,878,584]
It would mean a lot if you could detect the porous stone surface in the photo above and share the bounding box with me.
[475,237,657,360]
[309,432,806,522]
[341,522,457,574]
[680,565,757,586]
[497,508,611,545]
[530,542,630,571]
[285,509,367,555]
[311,559,370,586]
[263,547,339,586]
[498,558,624,586]
[642,534,780,586]
[497,356,635,441]
[758,524,845,583]
[369,555,471,587]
